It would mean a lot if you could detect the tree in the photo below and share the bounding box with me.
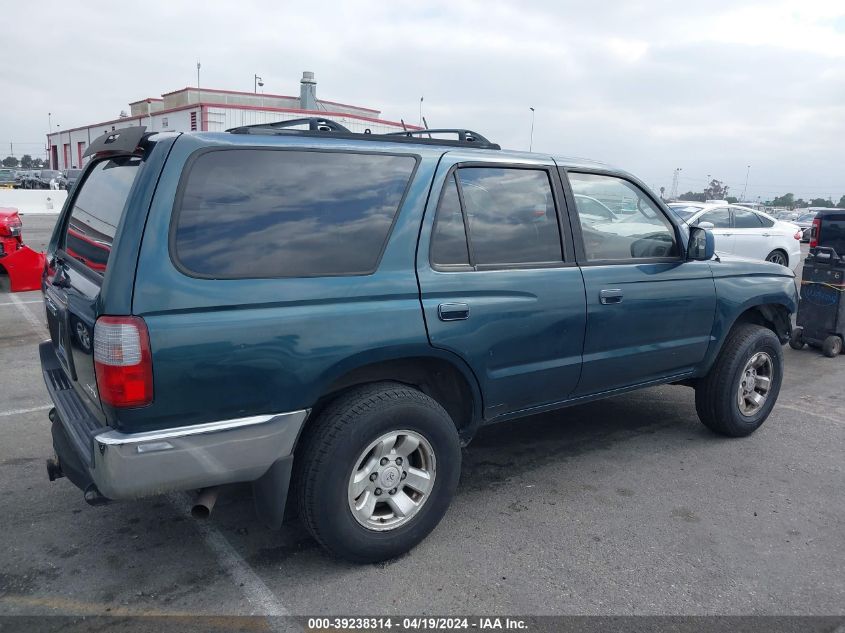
[726,196,738,203]
[809,198,832,207]
[20,154,33,169]
[794,198,807,209]
[704,179,729,200]
[32,158,44,168]
[838,195,845,208]
[771,193,794,208]
[2,156,19,168]
[679,191,706,202]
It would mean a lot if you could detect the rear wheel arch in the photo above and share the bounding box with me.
[308,354,482,445]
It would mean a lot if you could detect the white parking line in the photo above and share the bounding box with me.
[0,404,52,417]
[170,493,292,622]
[9,292,295,624]
[7,293,48,337]
[777,403,844,426]
[0,299,42,306]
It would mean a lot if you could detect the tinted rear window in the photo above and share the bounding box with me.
[173,149,417,278]
[63,157,140,274]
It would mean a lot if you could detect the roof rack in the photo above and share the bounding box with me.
[226,117,500,150]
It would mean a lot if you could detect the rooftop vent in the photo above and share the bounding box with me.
[300,71,317,111]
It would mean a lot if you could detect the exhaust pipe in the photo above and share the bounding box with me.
[191,487,220,519]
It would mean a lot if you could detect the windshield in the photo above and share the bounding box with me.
[41,170,60,179]
[797,213,816,222]
[65,169,82,178]
[0,169,14,180]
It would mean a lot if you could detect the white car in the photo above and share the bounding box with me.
[668,202,802,269]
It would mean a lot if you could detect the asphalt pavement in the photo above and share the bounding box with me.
[0,215,842,618]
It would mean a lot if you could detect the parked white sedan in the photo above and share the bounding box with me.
[668,202,802,269]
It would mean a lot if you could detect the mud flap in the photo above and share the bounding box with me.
[1,246,45,292]
[252,455,294,530]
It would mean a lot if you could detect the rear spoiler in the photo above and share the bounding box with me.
[83,126,148,159]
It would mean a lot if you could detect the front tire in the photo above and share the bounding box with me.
[295,382,461,563]
[695,324,783,437]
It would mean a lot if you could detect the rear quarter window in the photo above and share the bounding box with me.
[172,149,418,278]
[63,157,141,274]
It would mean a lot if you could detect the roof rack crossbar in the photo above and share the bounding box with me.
[225,118,500,150]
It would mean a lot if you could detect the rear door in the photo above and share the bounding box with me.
[44,155,143,417]
[416,152,586,419]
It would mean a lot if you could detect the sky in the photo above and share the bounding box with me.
[2,0,844,201]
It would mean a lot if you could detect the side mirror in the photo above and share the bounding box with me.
[697,221,715,229]
[687,226,715,261]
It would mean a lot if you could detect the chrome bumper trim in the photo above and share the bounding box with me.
[90,409,309,499]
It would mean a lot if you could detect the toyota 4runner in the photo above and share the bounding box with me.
[40,120,798,562]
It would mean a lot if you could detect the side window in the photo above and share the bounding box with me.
[174,150,417,278]
[457,167,562,266]
[756,213,775,228]
[696,208,732,228]
[430,175,470,266]
[568,172,679,261]
[733,207,764,228]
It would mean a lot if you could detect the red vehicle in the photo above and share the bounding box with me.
[0,208,46,292]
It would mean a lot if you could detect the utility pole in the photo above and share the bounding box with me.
[742,164,751,201]
[529,107,535,152]
[197,60,202,102]
[419,96,424,128]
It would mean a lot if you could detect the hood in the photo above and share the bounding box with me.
[710,252,795,278]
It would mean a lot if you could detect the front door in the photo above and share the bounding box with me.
[694,206,735,256]
[416,152,587,419]
[562,170,717,395]
[731,206,769,260]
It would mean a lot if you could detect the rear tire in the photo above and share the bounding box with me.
[788,326,804,350]
[822,336,842,358]
[294,382,461,563]
[765,249,789,267]
[695,324,783,437]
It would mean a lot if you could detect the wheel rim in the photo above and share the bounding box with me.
[767,252,787,266]
[737,352,774,416]
[347,430,436,532]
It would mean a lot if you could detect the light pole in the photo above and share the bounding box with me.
[419,96,424,128]
[254,75,264,93]
[196,60,201,102]
[47,112,52,165]
[742,164,751,201]
[529,107,535,152]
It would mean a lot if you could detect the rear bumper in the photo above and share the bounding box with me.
[40,341,309,500]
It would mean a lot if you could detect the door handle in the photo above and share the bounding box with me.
[599,289,623,305]
[438,303,470,321]
[722,233,733,236]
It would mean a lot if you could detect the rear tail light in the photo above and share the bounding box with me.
[0,212,22,237]
[93,316,153,407]
[810,218,821,248]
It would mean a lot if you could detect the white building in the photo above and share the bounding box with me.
[47,72,419,170]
